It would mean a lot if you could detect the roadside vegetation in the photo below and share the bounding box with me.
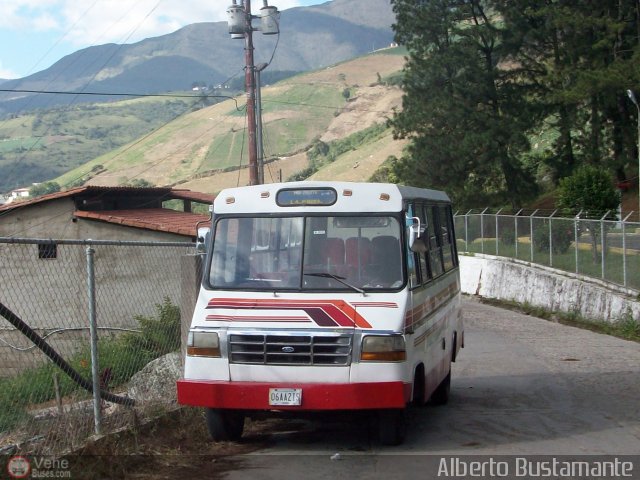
[0,298,180,432]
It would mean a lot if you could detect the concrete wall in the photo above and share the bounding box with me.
[460,254,640,323]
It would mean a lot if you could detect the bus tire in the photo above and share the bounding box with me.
[412,364,426,406]
[378,409,406,446]
[205,408,245,441]
[430,370,451,406]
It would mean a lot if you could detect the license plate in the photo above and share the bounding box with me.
[269,388,302,406]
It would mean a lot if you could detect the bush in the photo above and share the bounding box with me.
[616,310,640,340]
[533,222,572,254]
[29,181,61,197]
[121,297,181,363]
[499,227,516,245]
[557,165,620,216]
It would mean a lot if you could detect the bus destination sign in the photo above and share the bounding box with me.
[276,188,337,207]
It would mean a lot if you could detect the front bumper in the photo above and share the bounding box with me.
[177,379,411,410]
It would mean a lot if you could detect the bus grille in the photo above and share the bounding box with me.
[228,333,352,366]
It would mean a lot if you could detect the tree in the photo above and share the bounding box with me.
[121,179,154,188]
[389,0,539,208]
[499,0,640,183]
[557,165,620,262]
[29,181,61,197]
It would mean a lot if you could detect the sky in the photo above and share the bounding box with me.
[0,0,325,79]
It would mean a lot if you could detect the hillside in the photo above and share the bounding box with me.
[54,49,408,194]
[0,0,394,116]
[0,96,197,193]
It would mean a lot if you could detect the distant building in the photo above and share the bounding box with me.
[5,187,31,204]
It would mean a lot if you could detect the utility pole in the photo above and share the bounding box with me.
[227,0,280,186]
[244,0,258,186]
[255,62,268,184]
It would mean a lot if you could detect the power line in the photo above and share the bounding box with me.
[0,88,239,105]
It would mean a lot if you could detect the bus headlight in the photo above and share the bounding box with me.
[187,331,221,357]
[361,335,406,362]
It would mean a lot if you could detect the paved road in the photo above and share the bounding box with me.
[605,232,640,251]
[201,297,640,478]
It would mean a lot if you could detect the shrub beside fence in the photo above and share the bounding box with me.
[454,211,640,290]
[0,238,199,455]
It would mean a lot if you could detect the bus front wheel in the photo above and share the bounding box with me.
[205,408,245,441]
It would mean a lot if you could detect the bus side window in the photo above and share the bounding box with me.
[417,204,431,285]
[405,205,419,289]
[439,205,457,271]
[427,206,444,277]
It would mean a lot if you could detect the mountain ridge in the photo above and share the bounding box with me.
[0,0,395,115]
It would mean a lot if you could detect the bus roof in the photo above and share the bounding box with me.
[213,181,451,215]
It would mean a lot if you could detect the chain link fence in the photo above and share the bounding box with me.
[0,238,201,455]
[454,211,640,290]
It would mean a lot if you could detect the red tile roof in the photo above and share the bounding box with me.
[74,209,210,237]
[170,189,215,204]
[0,186,214,237]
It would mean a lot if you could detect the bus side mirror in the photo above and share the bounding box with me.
[196,227,211,255]
[407,217,426,253]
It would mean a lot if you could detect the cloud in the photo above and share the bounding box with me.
[1,0,308,46]
[0,61,20,79]
[0,0,61,31]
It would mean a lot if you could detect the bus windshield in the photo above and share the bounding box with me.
[209,215,403,291]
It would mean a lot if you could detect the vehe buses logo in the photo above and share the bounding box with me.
[7,456,30,479]
[6,455,71,479]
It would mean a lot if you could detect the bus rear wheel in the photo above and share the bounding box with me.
[378,409,406,446]
[205,408,245,441]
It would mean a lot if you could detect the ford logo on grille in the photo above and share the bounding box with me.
[282,346,295,353]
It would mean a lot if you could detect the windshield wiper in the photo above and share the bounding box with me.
[304,272,366,296]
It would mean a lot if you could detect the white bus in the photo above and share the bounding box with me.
[177,181,463,445]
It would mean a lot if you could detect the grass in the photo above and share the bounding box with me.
[263,84,343,114]
[0,137,40,153]
[290,122,390,181]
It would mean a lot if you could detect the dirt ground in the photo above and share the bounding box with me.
[59,409,278,479]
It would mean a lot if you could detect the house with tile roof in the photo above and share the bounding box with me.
[0,187,214,375]
[0,185,214,241]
